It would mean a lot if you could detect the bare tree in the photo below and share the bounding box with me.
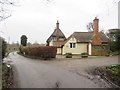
[0,0,52,21]
[86,22,93,32]
[0,0,18,21]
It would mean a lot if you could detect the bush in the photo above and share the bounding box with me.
[0,37,7,59]
[65,53,72,58]
[81,52,88,58]
[97,64,120,87]
[19,46,57,59]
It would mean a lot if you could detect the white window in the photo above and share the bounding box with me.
[70,43,76,48]
[53,37,56,41]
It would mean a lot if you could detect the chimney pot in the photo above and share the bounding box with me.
[57,20,59,23]
[56,20,59,29]
[95,17,97,19]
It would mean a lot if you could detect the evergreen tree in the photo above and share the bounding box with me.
[21,35,27,46]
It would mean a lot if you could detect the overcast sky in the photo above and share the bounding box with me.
[0,0,119,44]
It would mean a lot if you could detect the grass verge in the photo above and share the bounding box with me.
[1,63,13,89]
[96,64,120,87]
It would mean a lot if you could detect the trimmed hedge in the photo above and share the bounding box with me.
[81,52,88,58]
[65,53,72,58]
[19,46,57,58]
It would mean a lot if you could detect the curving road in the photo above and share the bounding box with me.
[4,52,118,88]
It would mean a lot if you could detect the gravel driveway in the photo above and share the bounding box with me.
[4,52,118,88]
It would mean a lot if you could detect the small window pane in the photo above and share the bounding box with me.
[70,43,72,48]
[70,43,76,48]
[73,43,76,48]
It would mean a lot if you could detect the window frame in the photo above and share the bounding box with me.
[53,37,56,41]
[70,43,76,48]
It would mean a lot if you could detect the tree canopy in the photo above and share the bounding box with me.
[21,35,27,46]
[86,22,93,32]
[107,29,120,52]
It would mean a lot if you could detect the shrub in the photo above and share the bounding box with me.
[19,46,57,59]
[65,53,72,58]
[81,52,88,58]
[98,64,120,87]
[0,37,7,59]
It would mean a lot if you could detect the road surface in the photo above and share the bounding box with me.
[4,52,118,88]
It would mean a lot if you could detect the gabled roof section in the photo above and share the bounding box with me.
[67,32,109,43]
[99,32,109,42]
[46,21,66,43]
[52,41,65,47]
[73,32,93,42]
[48,31,109,47]
[46,29,66,43]
[51,29,66,38]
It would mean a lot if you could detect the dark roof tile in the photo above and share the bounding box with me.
[72,32,109,43]
[46,29,66,42]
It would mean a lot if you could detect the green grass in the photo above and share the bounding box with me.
[97,64,120,86]
[1,64,9,88]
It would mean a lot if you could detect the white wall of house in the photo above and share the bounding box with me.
[49,41,53,46]
[88,43,92,55]
[57,48,62,54]
[62,37,88,54]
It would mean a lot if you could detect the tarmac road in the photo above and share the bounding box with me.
[4,52,118,88]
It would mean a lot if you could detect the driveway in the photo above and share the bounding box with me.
[4,52,118,88]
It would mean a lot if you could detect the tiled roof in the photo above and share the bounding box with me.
[46,29,66,43]
[53,41,65,47]
[73,32,93,42]
[99,32,109,42]
[72,32,109,43]
[47,31,109,47]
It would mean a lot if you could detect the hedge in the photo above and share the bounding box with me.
[81,52,88,58]
[19,46,57,58]
[65,53,72,58]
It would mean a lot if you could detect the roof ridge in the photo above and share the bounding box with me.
[74,32,93,33]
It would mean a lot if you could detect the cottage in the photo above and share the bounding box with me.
[46,17,109,56]
[46,21,66,54]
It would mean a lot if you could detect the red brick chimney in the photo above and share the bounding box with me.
[92,17,102,45]
[93,17,99,35]
[56,20,59,29]
[56,20,59,41]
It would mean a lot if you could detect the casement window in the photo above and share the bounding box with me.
[53,37,56,41]
[70,43,76,48]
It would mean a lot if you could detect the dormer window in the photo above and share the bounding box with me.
[53,37,56,41]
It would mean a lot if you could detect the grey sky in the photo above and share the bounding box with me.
[0,0,118,44]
